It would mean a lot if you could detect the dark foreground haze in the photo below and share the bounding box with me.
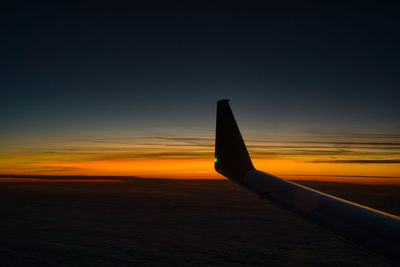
[1,179,399,266]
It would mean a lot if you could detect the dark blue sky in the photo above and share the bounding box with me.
[1,1,399,138]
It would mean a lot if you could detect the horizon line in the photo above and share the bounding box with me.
[1,174,400,182]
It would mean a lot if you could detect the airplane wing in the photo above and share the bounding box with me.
[214,99,400,264]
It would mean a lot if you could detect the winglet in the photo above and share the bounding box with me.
[215,100,255,183]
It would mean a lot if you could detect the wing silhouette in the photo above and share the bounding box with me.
[215,99,400,264]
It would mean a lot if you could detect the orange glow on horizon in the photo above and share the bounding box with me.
[52,158,219,179]
[1,130,399,184]
[1,157,399,184]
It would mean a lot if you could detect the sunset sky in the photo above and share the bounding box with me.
[1,2,399,183]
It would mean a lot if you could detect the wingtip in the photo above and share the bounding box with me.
[215,99,254,183]
[217,99,230,104]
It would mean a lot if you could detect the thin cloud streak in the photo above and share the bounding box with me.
[6,131,400,161]
[311,159,400,164]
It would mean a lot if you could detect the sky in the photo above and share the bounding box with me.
[1,1,400,183]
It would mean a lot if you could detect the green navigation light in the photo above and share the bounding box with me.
[214,157,218,163]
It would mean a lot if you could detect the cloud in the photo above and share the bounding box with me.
[92,151,213,160]
[75,136,213,146]
[0,174,140,180]
[286,174,400,179]
[310,159,400,164]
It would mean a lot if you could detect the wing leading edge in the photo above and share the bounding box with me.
[214,99,400,264]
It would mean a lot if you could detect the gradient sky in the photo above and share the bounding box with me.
[1,1,400,183]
